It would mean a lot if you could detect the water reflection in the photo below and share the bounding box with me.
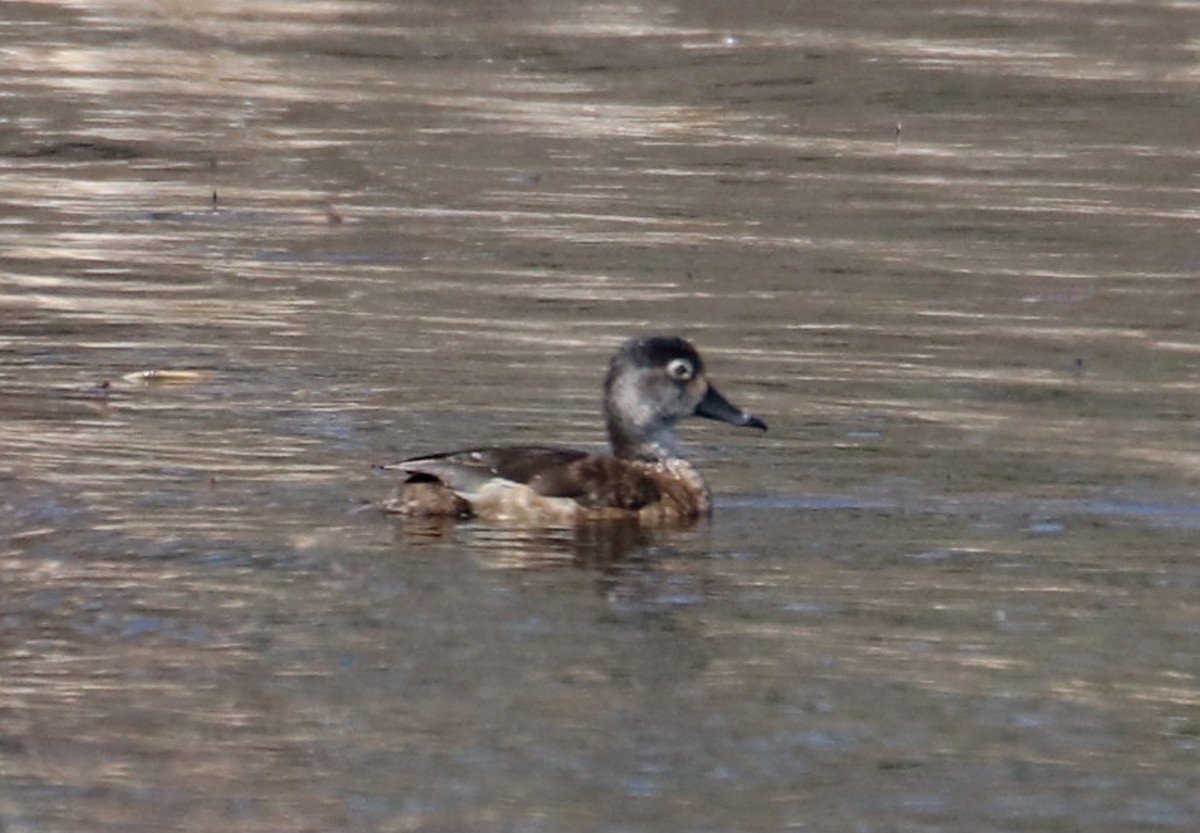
[393,513,696,573]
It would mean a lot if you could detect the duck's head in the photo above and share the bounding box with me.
[603,335,767,461]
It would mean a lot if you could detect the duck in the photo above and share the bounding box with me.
[383,335,766,524]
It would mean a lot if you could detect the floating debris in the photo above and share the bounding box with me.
[120,369,211,385]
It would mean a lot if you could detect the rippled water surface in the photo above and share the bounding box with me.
[3,1,1200,830]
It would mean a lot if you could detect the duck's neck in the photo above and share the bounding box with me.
[606,419,682,462]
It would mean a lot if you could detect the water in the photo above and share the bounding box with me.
[3,1,1200,830]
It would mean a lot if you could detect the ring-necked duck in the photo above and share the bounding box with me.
[384,335,766,523]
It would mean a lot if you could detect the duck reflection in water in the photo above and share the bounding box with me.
[394,515,685,574]
[383,336,767,532]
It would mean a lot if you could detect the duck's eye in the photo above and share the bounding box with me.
[666,357,694,380]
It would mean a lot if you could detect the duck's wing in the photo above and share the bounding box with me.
[385,445,660,510]
[386,446,592,499]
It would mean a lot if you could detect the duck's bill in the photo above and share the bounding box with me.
[695,384,767,431]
